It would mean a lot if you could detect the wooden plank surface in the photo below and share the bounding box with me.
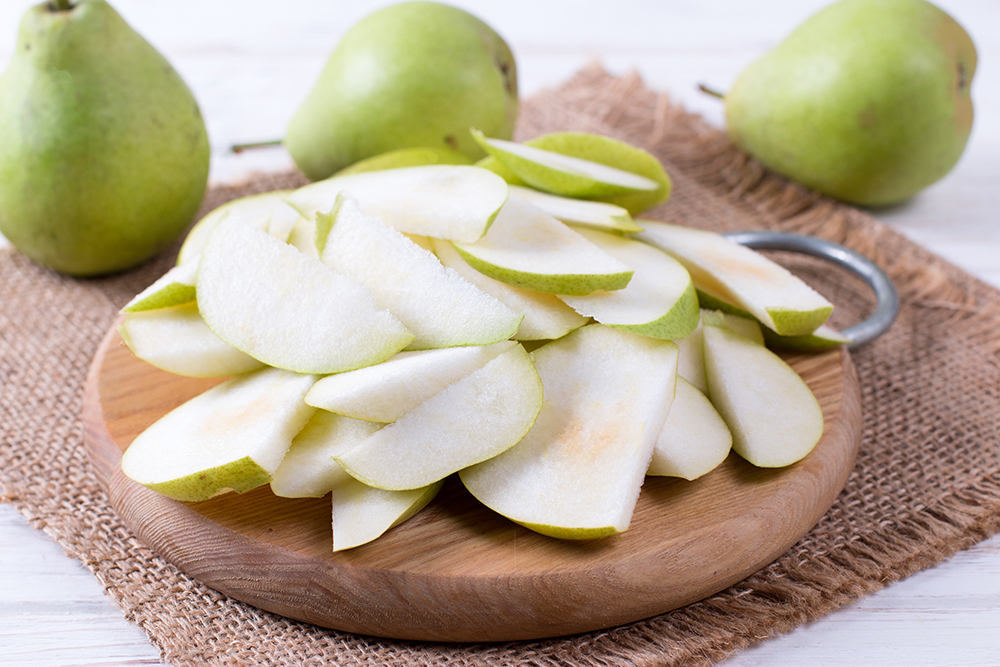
[2,0,999,663]
[79,328,860,642]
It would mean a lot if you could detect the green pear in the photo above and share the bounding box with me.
[285,2,518,180]
[723,0,976,206]
[0,0,210,276]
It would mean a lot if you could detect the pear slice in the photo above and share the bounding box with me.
[475,154,527,185]
[763,324,853,350]
[121,260,198,312]
[472,131,660,199]
[508,186,642,233]
[305,342,517,423]
[431,238,587,341]
[177,190,301,264]
[320,196,522,350]
[518,132,673,214]
[675,325,707,394]
[334,343,543,491]
[333,146,474,177]
[558,228,699,340]
[452,195,633,296]
[285,165,509,244]
[696,288,848,350]
[270,410,383,498]
[119,302,265,378]
[648,378,732,480]
[701,308,764,344]
[460,325,679,539]
[121,367,317,502]
[269,410,442,550]
[703,322,824,468]
[332,476,443,551]
[675,310,764,393]
[197,217,413,374]
[287,215,321,259]
[637,221,834,336]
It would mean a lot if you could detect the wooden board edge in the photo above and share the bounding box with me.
[87,337,863,642]
[82,321,126,492]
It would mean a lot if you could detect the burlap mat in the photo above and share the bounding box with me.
[2,65,999,666]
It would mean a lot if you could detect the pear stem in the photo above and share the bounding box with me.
[697,83,725,99]
[231,139,284,154]
[50,0,74,10]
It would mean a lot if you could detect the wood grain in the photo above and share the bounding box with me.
[82,324,862,642]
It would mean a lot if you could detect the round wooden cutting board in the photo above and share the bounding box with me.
[82,324,862,642]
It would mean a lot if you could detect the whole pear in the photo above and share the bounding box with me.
[286,1,518,181]
[724,0,976,207]
[0,0,210,276]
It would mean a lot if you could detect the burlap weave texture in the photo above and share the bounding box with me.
[2,66,999,666]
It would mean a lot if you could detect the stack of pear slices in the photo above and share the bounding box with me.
[119,129,842,550]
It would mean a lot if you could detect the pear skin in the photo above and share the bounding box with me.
[0,0,210,276]
[286,2,518,180]
[725,0,976,206]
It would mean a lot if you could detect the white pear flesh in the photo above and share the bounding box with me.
[334,343,543,491]
[270,411,382,498]
[121,367,317,502]
[119,303,265,378]
[558,227,699,340]
[636,220,833,336]
[508,186,641,233]
[453,195,634,296]
[473,133,660,194]
[460,325,679,539]
[285,165,509,243]
[305,342,517,423]
[431,238,587,341]
[177,190,301,264]
[121,260,198,312]
[673,310,763,394]
[287,215,321,259]
[674,325,707,394]
[197,217,413,374]
[320,197,521,350]
[703,323,824,468]
[268,410,440,549]
[700,308,764,344]
[332,477,442,551]
[648,378,732,480]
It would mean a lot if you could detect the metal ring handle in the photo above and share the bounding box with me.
[721,231,899,348]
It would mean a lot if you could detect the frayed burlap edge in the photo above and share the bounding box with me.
[2,64,999,666]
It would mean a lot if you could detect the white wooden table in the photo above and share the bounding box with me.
[2,1,998,665]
